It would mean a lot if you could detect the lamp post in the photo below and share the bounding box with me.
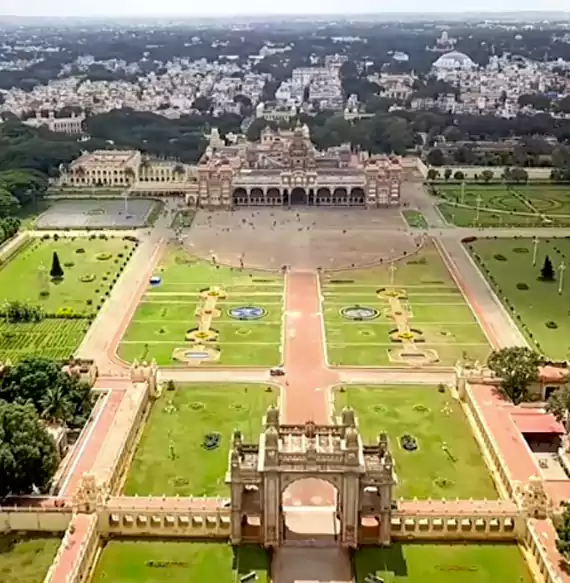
[475,194,482,223]
[460,181,465,205]
[559,261,566,295]
[389,262,397,286]
[532,237,540,267]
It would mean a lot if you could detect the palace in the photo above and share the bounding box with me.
[58,125,402,209]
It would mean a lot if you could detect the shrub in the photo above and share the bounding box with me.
[64,262,74,268]
[461,236,477,243]
[546,321,559,329]
[75,248,85,254]
[493,254,507,261]
[96,253,112,261]
[80,274,96,283]
[513,247,529,254]
[516,282,529,290]
[400,434,418,451]
[50,251,64,279]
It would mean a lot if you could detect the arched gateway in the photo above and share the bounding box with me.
[227,405,395,548]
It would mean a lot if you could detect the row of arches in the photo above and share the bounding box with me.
[232,187,366,207]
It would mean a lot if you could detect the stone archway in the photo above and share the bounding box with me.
[267,187,281,206]
[350,187,365,206]
[281,477,340,544]
[290,187,307,206]
[233,187,247,206]
[316,187,331,206]
[333,187,348,206]
[250,187,264,205]
[227,407,395,549]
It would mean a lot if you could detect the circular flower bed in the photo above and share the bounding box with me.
[371,404,387,414]
[400,434,418,451]
[516,282,529,290]
[189,402,205,411]
[434,477,455,489]
[546,321,559,329]
[398,331,415,341]
[80,274,96,283]
[228,306,266,320]
[413,404,430,413]
[202,432,221,450]
[96,253,112,261]
[340,305,379,321]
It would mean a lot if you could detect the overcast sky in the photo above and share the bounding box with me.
[0,0,568,17]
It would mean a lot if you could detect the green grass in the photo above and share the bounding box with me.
[92,541,270,583]
[0,236,136,361]
[402,210,428,229]
[434,183,570,228]
[322,243,490,367]
[0,534,61,583]
[171,209,196,228]
[353,543,533,583]
[117,249,283,366]
[335,385,496,499]
[468,237,570,359]
[124,383,276,496]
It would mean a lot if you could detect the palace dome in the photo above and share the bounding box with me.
[432,51,475,70]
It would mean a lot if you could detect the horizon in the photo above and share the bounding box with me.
[0,6,569,20]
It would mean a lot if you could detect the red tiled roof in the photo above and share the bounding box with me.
[539,365,569,383]
[512,412,565,435]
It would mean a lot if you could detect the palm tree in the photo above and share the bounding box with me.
[40,386,69,425]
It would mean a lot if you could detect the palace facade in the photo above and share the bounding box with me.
[58,125,402,209]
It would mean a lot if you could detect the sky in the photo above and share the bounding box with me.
[0,0,568,18]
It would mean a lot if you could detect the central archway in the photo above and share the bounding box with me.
[290,187,307,206]
[281,477,340,545]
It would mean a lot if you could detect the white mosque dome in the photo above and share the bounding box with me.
[432,51,475,70]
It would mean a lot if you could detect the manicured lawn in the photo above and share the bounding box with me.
[353,543,533,583]
[0,534,61,583]
[322,243,490,367]
[402,210,428,229]
[124,383,277,496]
[92,541,270,583]
[434,183,570,228]
[336,385,496,499]
[468,237,570,359]
[117,249,283,366]
[0,235,137,361]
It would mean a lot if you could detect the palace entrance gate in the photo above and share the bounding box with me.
[227,405,395,548]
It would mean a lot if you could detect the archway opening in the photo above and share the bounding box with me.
[350,187,365,206]
[290,187,307,206]
[281,478,340,545]
[233,187,247,206]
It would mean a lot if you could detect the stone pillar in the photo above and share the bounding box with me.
[229,447,242,543]
[340,472,360,548]
[262,472,280,547]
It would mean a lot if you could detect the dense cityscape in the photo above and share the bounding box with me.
[3,10,570,583]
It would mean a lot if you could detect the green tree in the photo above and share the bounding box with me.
[481,169,494,183]
[546,385,570,433]
[426,148,445,166]
[50,251,64,279]
[0,187,19,218]
[487,346,541,405]
[453,170,465,181]
[540,255,555,282]
[40,386,70,425]
[0,401,58,497]
[444,168,452,181]
[426,168,439,181]
[557,504,570,562]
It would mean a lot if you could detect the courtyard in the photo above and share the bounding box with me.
[123,383,277,496]
[322,243,490,367]
[35,198,161,229]
[433,184,570,228]
[335,385,496,499]
[0,534,61,583]
[91,541,269,583]
[116,248,283,366]
[0,235,137,361]
[353,543,533,583]
[468,237,570,360]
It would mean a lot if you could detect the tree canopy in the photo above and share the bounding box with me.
[487,346,541,404]
[0,400,58,498]
[0,356,93,429]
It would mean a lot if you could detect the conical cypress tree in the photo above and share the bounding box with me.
[50,251,64,279]
[540,255,555,282]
